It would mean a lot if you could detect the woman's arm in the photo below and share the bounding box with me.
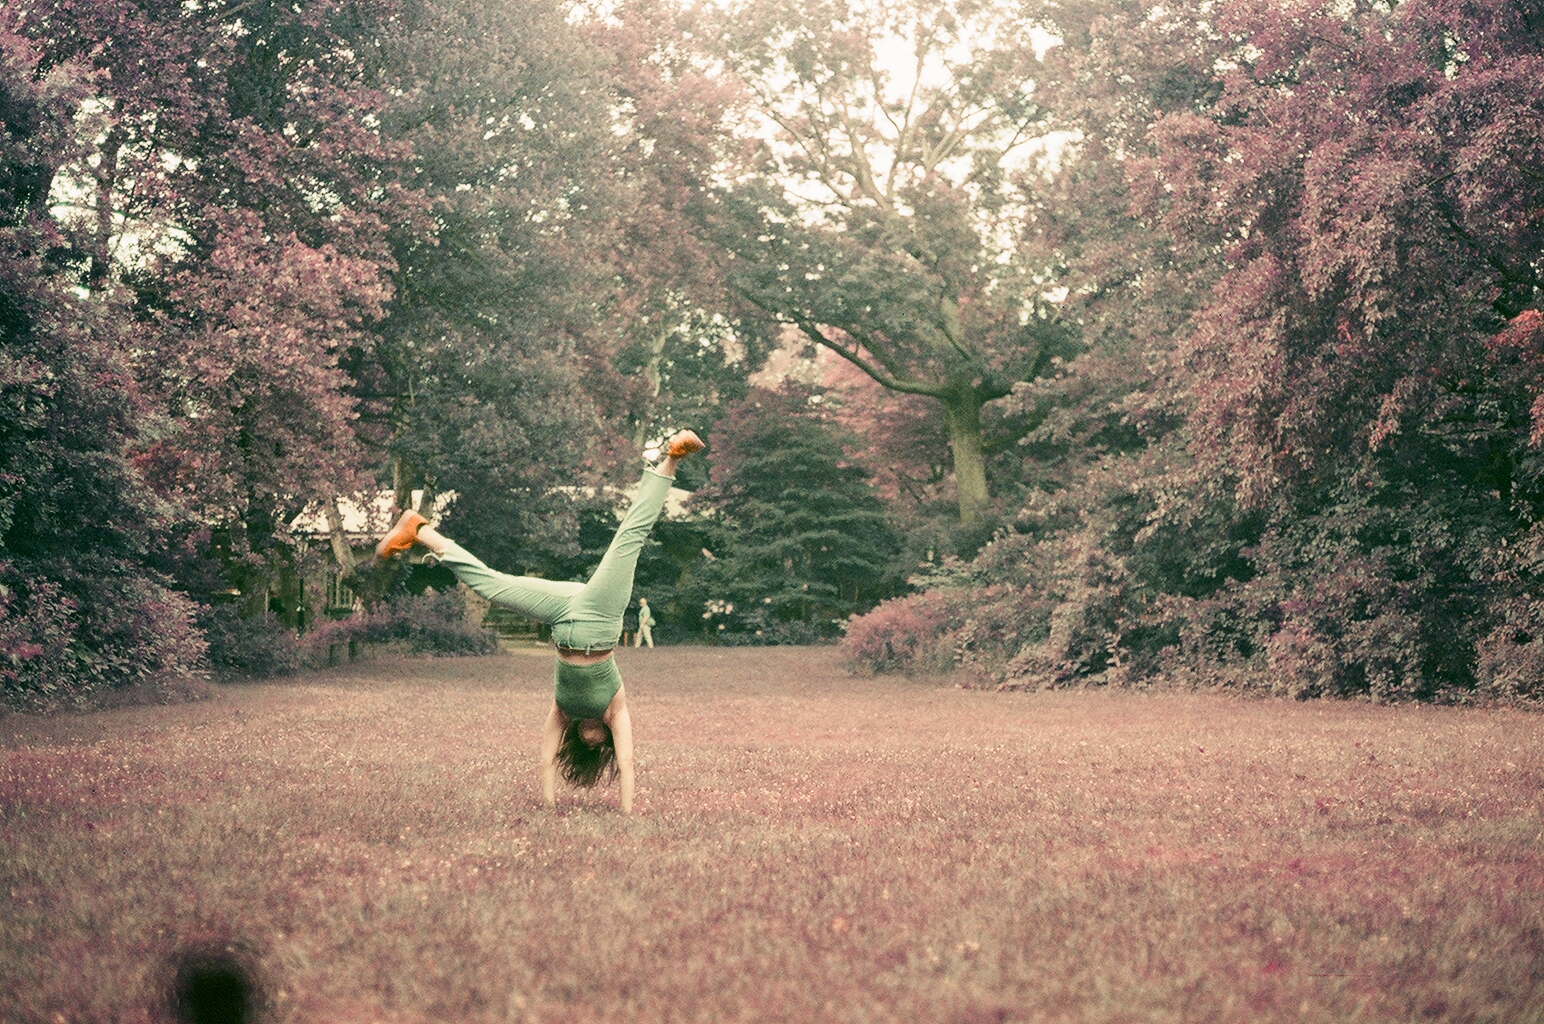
[606,690,635,815]
[540,702,566,809]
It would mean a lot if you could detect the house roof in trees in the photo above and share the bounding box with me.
[289,490,456,541]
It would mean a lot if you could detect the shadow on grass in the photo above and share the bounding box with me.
[165,942,266,1024]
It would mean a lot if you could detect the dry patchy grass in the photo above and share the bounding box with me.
[2,646,1542,1023]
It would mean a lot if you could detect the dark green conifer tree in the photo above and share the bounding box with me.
[682,386,902,643]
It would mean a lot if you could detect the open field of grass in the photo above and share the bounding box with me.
[3,646,1543,1023]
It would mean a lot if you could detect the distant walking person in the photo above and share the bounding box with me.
[636,597,655,648]
[621,604,639,648]
[375,430,705,814]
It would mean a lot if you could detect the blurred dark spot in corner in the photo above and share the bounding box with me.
[167,943,265,1024]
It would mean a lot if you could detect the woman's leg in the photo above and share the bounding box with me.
[565,468,674,626]
[412,523,582,625]
[559,431,704,637]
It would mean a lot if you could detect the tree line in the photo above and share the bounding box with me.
[1,0,1540,707]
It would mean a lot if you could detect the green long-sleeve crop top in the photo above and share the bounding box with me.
[554,656,622,721]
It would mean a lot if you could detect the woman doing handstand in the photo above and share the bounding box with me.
[373,429,705,814]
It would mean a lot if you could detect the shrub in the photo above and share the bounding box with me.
[80,574,210,692]
[0,574,78,708]
[842,589,976,675]
[0,560,210,711]
[1472,599,1544,703]
[199,605,307,680]
[998,529,1123,689]
[749,618,831,646]
[304,589,497,662]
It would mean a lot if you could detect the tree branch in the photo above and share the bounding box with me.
[213,0,272,23]
[1509,153,1544,182]
[838,320,917,382]
[985,105,1048,175]
[870,48,907,144]
[1436,203,1541,304]
[763,94,852,208]
[885,24,934,198]
[805,323,945,397]
[919,105,978,175]
[928,294,974,363]
[737,288,944,398]
[839,114,881,206]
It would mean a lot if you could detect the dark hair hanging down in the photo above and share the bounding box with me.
[555,720,618,788]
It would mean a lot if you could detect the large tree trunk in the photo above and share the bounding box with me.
[416,480,437,516]
[393,455,438,517]
[392,455,414,517]
[86,127,124,293]
[941,386,989,527]
[631,324,672,450]
[325,498,357,580]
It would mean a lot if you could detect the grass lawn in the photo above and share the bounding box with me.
[3,645,1542,1023]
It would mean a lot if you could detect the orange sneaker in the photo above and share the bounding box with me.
[375,509,427,559]
[664,429,705,458]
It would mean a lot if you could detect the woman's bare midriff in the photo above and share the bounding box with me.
[556,646,614,666]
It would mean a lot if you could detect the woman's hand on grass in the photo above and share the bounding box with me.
[540,703,564,810]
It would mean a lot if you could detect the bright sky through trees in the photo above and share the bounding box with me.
[734,3,1066,222]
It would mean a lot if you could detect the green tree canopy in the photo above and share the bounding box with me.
[681,386,902,642]
[696,0,1077,527]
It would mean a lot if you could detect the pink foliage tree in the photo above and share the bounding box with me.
[849,0,1544,699]
[23,0,413,574]
[0,20,207,706]
[1135,0,1543,502]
